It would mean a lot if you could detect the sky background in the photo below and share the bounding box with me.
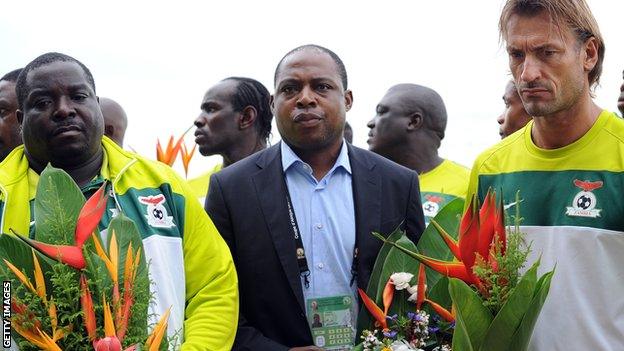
[2,0,622,179]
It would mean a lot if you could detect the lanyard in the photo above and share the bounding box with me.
[283,180,358,289]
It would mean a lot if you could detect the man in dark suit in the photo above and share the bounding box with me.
[206,44,425,350]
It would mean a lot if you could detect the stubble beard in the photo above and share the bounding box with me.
[522,76,585,118]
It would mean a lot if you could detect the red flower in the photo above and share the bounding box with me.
[378,189,506,288]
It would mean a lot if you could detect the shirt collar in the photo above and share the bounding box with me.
[281,140,352,175]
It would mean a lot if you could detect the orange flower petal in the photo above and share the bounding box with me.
[382,278,394,316]
[425,298,455,323]
[357,288,387,330]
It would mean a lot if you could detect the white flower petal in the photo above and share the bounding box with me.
[390,272,414,290]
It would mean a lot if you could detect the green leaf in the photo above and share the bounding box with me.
[479,260,539,351]
[357,226,406,335]
[369,233,421,323]
[34,165,85,244]
[107,214,147,286]
[448,278,493,351]
[426,276,452,312]
[508,269,555,351]
[417,198,464,291]
[366,227,406,295]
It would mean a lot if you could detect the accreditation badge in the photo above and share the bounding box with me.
[306,295,356,350]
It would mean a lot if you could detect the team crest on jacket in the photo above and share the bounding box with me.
[566,179,603,218]
[422,194,443,218]
[138,194,175,228]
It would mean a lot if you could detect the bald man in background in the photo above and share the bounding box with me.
[99,97,128,146]
[497,80,532,138]
[367,83,469,224]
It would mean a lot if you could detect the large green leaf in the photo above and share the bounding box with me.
[449,278,493,351]
[426,276,452,312]
[34,165,85,244]
[479,260,539,351]
[107,214,147,287]
[357,227,406,335]
[365,227,406,295]
[417,198,464,292]
[369,234,421,322]
[508,269,555,351]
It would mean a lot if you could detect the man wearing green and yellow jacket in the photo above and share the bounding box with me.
[1,52,238,350]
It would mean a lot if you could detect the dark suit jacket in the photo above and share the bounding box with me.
[206,142,425,350]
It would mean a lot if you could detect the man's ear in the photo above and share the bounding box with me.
[582,37,599,72]
[407,112,423,131]
[16,110,23,125]
[269,95,275,115]
[239,106,258,130]
[104,125,115,138]
[344,90,353,112]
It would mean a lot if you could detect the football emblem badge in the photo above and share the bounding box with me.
[566,179,603,218]
[422,194,443,218]
[138,194,175,228]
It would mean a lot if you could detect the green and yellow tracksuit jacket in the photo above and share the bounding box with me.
[0,137,238,350]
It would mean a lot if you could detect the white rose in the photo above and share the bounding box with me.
[406,284,426,302]
[390,272,414,290]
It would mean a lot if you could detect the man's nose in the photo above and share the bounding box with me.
[194,114,206,128]
[497,112,505,125]
[53,96,76,119]
[519,56,541,84]
[366,116,376,129]
[296,86,316,108]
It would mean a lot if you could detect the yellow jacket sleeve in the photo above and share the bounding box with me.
[180,178,238,350]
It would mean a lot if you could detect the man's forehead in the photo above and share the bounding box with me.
[505,12,572,47]
[383,88,420,109]
[26,61,90,88]
[277,49,340,82]
[0,80,16,97]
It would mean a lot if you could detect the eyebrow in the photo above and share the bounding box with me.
[200,100,220,109]
[277,76,338,86]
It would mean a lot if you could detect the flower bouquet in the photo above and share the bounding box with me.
[0,165,170,350]
[359,190,554,351]
[355,264,454,351]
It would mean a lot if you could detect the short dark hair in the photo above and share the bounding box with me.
[223,77,273,142]
[0,68,23,83]
[16,52,96,110]
[274,44,348,90]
